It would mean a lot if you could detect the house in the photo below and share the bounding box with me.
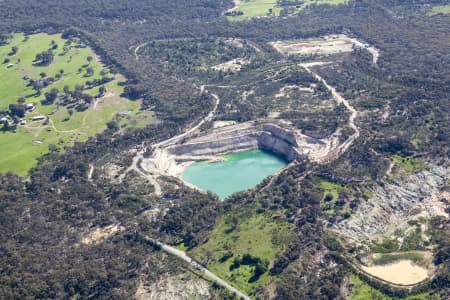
[118,109,132,116]
[26,103,35,110]
[0,116,8,123]
[7,63,14,68]
[30,115,45,121]
[20,119,27,125]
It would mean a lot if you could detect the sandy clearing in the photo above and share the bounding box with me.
[81,224,123,245]
[213,120,237,128]
[361,260,429,285]
[212,58,249,72]
[271,35,354,56]
[271,34,380,65]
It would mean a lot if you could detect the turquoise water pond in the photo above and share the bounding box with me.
[181,150,287,199]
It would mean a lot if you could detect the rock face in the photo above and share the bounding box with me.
[144,120,337,178]
[335,164,450,242]
[166,121,307,162]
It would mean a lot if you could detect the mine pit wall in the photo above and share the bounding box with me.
[166,122,306,163]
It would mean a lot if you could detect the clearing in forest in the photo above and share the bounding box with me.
[361,260,429,285]
[427,5,450,16]
[271,34,357,56]
[0,33,153,176]
[190,213,294,295]
[226,0,348,21]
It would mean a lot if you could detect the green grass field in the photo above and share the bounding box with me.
[428,5,450,16]
[190,213,294,295]
[227,0,348,21]
[391,155,427,174]
[0,33,151,176]
[349,274,433,300]
[317,180,348,201]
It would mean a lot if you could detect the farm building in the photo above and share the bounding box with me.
[30,115,45,121]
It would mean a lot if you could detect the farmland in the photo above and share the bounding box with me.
[226,0,348,21]
[0,33,150,175]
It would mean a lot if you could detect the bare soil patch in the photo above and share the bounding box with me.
[361,260,429,285]
[213,120,237,128]
[271,35,354,56]
[81,224,123,245]
[212,58,249,72]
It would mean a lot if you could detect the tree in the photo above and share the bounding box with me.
[17,97,25,104]
[39,72,47,78]
[98,86,106,97]
[107,120,119,131]
[324,193,333,202]
[85,67,94,77]
[9,46,18,56]
[9,104,26,118]
[87,56,93,64]
[82,94,93,104]
[34,49,54,66]
[63,85,70,95]
[43,88,59,105]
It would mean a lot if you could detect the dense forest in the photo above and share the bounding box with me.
[0,0,449,299]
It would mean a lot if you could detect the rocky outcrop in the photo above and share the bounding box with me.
[166,121,308,162]
[335,164,450,242]
[143,120,339,178]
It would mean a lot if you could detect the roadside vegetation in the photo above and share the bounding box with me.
[190,211,294,296]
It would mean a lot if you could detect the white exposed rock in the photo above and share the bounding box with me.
[141,120,343,179]
[335,164,450,242]
[135,275,210,300]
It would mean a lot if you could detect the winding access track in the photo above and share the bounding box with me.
[122,85,220,194]
[154,86,220,148]
[300,62,360,162]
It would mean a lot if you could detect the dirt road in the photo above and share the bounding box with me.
[144,236,251,300]
[300,62,360,161]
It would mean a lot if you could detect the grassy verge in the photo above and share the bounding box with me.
[349,274,434,300]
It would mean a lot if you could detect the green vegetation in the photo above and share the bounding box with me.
[190,212,294,295]
[226,0,348,21]
[428,5,450,16]
[316,179,351,218]
[349,274,433,300]
[226,0,279,21]
[370,226,427,253]
[350,274,390,300]
[371,251,426,266]
[142,38,257,77]
[318,180,347,201]
[0,33,145,175]
[391,155,428,174]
